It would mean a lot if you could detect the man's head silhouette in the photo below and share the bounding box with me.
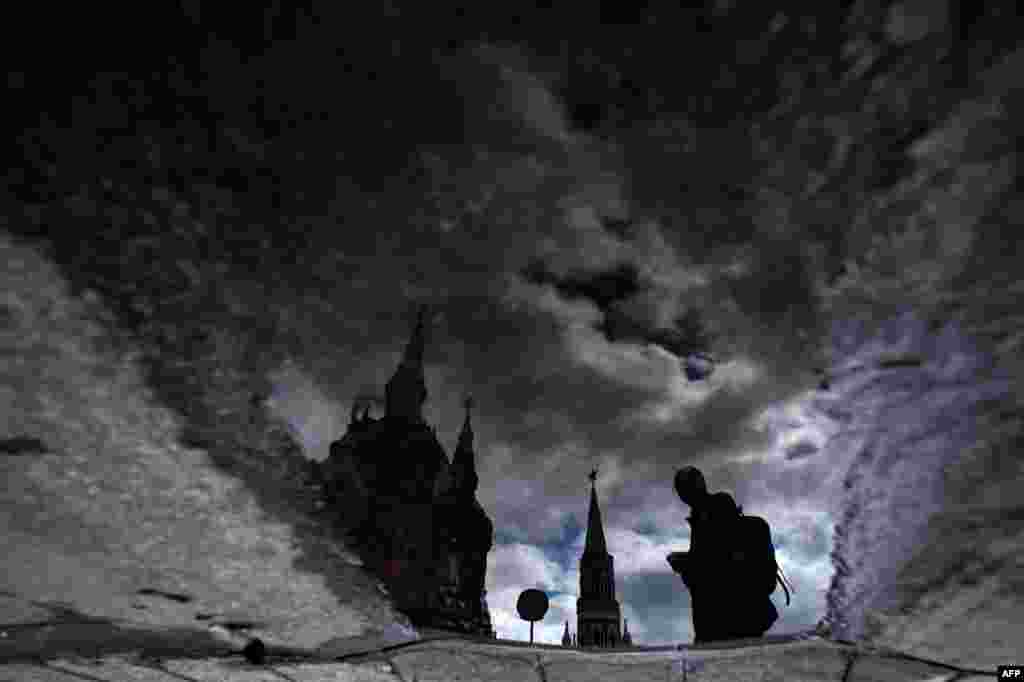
[674,466,709,507]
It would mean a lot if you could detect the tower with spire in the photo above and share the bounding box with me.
[322,304,494,637]
[576,467,623,648]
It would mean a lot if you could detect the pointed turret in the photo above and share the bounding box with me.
[456,395,474,452]
[577,466,621,647]
[622,618,632,645]
[583,468,608,556]
[385,305,429,422]
[452,395,479,498]
[403,305,427,369]
[562,621,571,647]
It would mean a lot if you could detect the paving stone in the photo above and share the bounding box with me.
[733,643,850,682]
[391,642,539,682]
[532,648,682,677]
[542,655,677,682]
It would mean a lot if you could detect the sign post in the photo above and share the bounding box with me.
[516,589,549,645]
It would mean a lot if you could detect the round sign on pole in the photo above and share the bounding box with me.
[516,589,549,645]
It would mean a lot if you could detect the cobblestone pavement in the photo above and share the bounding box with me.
[0,629,997,681]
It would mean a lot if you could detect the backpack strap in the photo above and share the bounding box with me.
[742,515,800,607]
[777,566,795,606]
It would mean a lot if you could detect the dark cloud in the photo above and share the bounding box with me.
[601,307,714,358]
[520,260,714,362]
[725,239,820,335]
[437,307,669,452]
[600,216,633,240]
[521,261,645,309]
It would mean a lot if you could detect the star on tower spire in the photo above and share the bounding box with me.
[583,466,607,556]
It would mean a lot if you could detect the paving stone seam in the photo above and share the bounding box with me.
[393,643,541,676]
[39,661,120,682]
[158,663,206,681]
[134,659,203,682]
[533,654,549,682]
[332,634,471,662]
[840,651,858,682]
[267,664,302,682]
[444,646,539,668]
[871,647,994,677]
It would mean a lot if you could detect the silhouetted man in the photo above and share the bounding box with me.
[668,466,780,644]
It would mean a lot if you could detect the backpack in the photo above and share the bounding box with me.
[690,494,795,606]
[737,515,794,606]
[686,507,792,639]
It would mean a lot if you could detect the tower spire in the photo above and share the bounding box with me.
[385,305,430,422]
[562,620,571,647]
[403,305,427,370]
[584,467,608,556]
[453,394,479,497]
[457,395,474,449]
